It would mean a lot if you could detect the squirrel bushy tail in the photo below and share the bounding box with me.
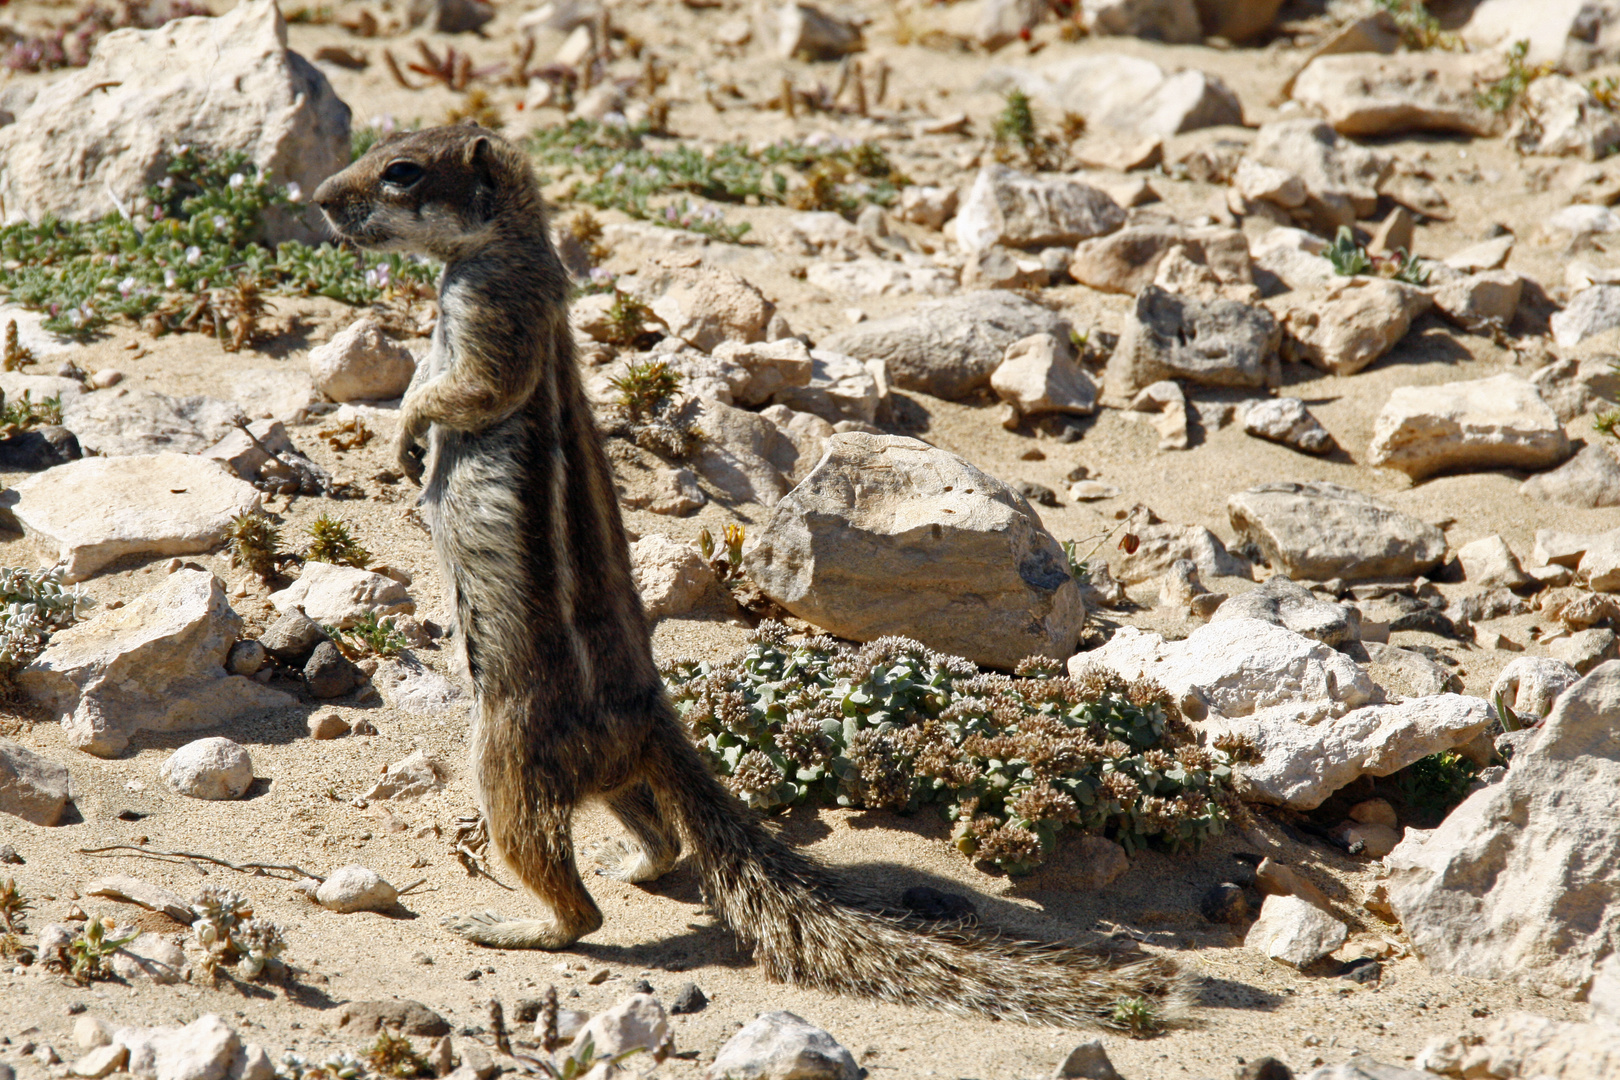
[639,715,1195,1029]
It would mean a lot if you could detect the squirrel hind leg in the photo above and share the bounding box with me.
[441,909,599,950]
[588,782,682,884]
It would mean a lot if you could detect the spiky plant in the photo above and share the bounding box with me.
[306,514,371,568]
[228,512,283,583]
[2,320,36,371]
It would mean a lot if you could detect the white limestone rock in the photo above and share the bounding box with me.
[160,738,253,800]
[269,562,413,629]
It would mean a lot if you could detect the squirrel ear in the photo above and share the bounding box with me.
[465,134,500,219]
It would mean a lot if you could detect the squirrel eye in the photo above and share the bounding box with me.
[382,161,424,187]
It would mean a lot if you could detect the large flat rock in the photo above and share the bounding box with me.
[1,454,261,582]
[1227,481,1447,582]
[1367,374,1572,481]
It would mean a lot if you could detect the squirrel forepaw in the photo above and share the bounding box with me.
[397,439,426,484]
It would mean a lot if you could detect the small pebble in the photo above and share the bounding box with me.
[308,713,350,740]
[630,978,653,994]
[89,369,123,389]
[1200,883,1250,925]
[0,844,20,864]
[463,969,482,981]
[587,967,610,985]
[669,981,707,1014]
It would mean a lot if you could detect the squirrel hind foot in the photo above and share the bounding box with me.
[441,910,592,950]
[584,837,675,884]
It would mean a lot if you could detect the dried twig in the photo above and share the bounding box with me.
[383,47,419,89]
[78,845,323,883]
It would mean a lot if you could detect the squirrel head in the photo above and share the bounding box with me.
[314,124,543,261]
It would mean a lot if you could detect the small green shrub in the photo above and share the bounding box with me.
[67,916,138,982]
[1476,40,1552,114]
[228,512,283,583]
[190,885,287,981]
[608,358,681,420]
[1109,995,1162,1037]
[1323,227,1372,277]
[665,623,1246,874]
[1372,0,1460,50]
[1595,407,1620,441]
[1395,751,1479,824]
[2,320,36,371]
[0,566,96,672]
[0,878,30,932]
[365,1033,432,1078]
[601,292,655,348]
[0,147,438,341]
[329,612,407,659]
[991,89,1069,172]
[306,514,370,569]
[0,390,63,437]
[1389,248,1431,286]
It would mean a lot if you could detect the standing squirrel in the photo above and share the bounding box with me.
[313,126,1190,1028]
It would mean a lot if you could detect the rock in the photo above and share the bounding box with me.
[0,426,81,470]
[1366,374,1571,481]
[269,562,413,629]
[1456,534,1531,590]
[1113,521,1250,584]
[771,350,885,427]
[233,1045,274,1080]
[1053,1039,1121,1080]
[1275,279,1431,377]
[413,0,495,33]
[955,166,1125,254]
[314,865,397,913]
[1490,656,1580,720]
[1076,618,1373,724]
[805,260,958,299]
[897,186,959,230]
[1533,528,1606,568]
[1079,0,1200,43]
[335,1000,450,1037]
[1237,1059,1296,1080]
[819,291,1070,401]
[1237,159,1307,209]
[1106,286,1280,400]
[308,712,349,740]
[991,334,1097,418]
[1127,380,1190,451]
[713,339,814,407]
[1520,442,1620,508]
[671,982,708,1014]
[20,570,291,757]
[361,749,442,800]
[68,1045,127,1079]
[1026,55,1241,138]
[1,454,260,583]
[630,534,719,619]
[85,876,192,925]
[1368,206,1415,257]
[303,641,363,699]
[1221,693,1491,807]
[1305,1059,1431,1080]
[1200,883,1251,925]
[160,738,253,800]
[1513,75,1620,159]
[1549,628,1619,674]
[1387,663,1620,996]
[1416,1011,1620,1080]
[960,246,1050,290]
[1227,481,1447,582]
[308,318,416,402]
[0,1,347,245]
[1242,397,1334,455]
[744,434,1084,670]
[1291,53,1503,137]
[1245,894,1348,967]
[1070,480,1122,501]
[1210,575,1359,647]
[1250,227,1338,291]
[1432,270,1523,333]
[570,993,672,1062]
[76,1016,117,1050]
[0,739,72,825]
[258,609,330,664]
[686,397,793,507]
[372,656,462,714]
[1364,642,1459,699]
[1444,235,1515,274]
[203,421,309,489]
[1244,119,1392,223]
[1579,529,1620,592]
[646,268,772,353]
[225,640,267,678]
[117,1014,241,1080]
[707,1011,859,1080]
[107,933,186,985]
[1193,0,1282,42]
[1465,0,1620,67]
[1068,225,1253,296]
[1552,284,1620,348]
[776,2,861,60]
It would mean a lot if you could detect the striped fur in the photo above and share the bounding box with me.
[312,126,1193,1026]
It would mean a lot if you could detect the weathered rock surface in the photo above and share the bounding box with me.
[744,434,1084,670]
[1432,270,1523,332]
[570,993,672,1063]
[20,571,292,757]
[1512,75,1620,159]
[1113,521,1251,584]
[303,641,362,699]
[115,1014,241,1080]
[1551,284,1620,348]
[1127,380,1190,451]
[954,165,1125,253]
[1367,374,1572,480]
[804,259,957,298]
[308,318,417,402]
[1078,0,1200,43]
[1520,442,1620,508]
[0,738,72,825]
[1021,54,1242,137]
[687,397,794,506]
[160,737,254,800]
[771,350,885,426]
[713,339,815,407]
[647,267,772,352]
[1,454,260,582]
[58,390,243,458]
[269,562,414,629]
[361,749,443,800]
[1417,1011,1620,1080]
[313,865,397,913]
[1106,285,1280,399]
[1490,656,1580,720]
[1244,119,1392,222]
[1245,893,1347,967]
[1291,53,1503,137]
[1365,642,1460,699]
[630,534,719,619]
[1387,663,1620,997]
[1456,534,1531,590]
[1242,397,1334,455]
[1212,693,1492,808]
[991,334,1097,418]
[1076,618,1373,724]
[818,291,1070,401]
[0,0,348,244]
[1228,482,1447,581]
[1275,279,1431,377]
[1068,225,1252,296]
[707,1011,859,1080]
[1210,575,1358,647]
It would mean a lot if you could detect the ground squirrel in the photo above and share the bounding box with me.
[313,126,1190,1028]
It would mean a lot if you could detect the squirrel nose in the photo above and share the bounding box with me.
[312,177,339,210]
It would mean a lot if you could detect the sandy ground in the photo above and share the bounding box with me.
[1,0,1616,1075]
